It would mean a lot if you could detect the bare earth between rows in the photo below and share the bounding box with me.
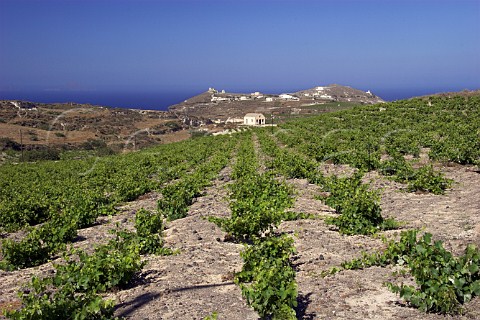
[1,162,479,319]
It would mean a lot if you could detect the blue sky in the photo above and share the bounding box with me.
[0,0,479,100]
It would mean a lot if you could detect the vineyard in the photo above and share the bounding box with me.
[0,94,479,319]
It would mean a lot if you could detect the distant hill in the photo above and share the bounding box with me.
[293,84,384,103]
[0,85,386,157]
[0,100,188,154]
[415,89,480,99]
[168,84,384,121]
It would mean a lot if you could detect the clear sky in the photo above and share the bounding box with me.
[0,0,479,101]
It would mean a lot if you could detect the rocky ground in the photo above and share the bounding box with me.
[1,159,479,319]
[279,163,480,319]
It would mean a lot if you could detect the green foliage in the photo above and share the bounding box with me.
[429,124,480,165]
[158,138,234,221]
[406,164,453,195]
[5,210,173,318]
[1,231,51,270]
[320,172,400,235]
[158,179,200,221]
[384,130,421,157]
[236,235,298,320]
[209,136,294,241]
[1,216,77,269]
[329,230,480,315]
[203,311,218,320]
[79,138,108,151]
[380,155,452,195]
[278,95,480,171]
[21,148,61,162]
[190,130,211,139]
[209,133,293,241]
[0,134,235,269]
[7,280,116,320]
[219,173,293,240]
[2,93,479,317]
[281,211,315,221]
[256,129,322,182]
[379,154,415,180]
[0,135,232,231]
[208,133,298,318]
[0,137,21,151]
[164,121,182,131]
[134,208,172,255]
[58,241,144,292]
[6,235,144,320]
[386,232,480,314]
[135,208,162,237]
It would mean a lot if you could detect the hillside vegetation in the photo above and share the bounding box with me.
[0,94,479,319]
[0,100,187,163]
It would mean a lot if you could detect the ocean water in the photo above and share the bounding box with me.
[375,87,471,102]
[0,91,196,111]
[0,87,468,111]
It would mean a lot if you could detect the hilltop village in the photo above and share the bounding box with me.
[0,84,385,157]
[168,84,385,126]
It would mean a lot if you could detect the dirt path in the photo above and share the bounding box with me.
[110,166,258,320]
[246,132,480,319]
[275,164,480,319]
[1,144,479,319]
[0,166,257,320]
[376,165,480,254]
[0,192,160,316]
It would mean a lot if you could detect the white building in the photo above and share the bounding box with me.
[279,94,299,101]
[266,97,274,102]
[244,113,266,126]
[211,95,231,102]
[226,117,244,124]
[319,94,333,99]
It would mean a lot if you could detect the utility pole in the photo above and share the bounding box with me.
[271,113,274,134]
[20,130,24,161]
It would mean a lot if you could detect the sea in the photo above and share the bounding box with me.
[0,87,466,111]
[0,91,195,111]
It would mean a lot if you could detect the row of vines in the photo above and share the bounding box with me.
[209,132,299,319]
[265,94,480,315]
[1,94,479,318]
[0,133,240,318]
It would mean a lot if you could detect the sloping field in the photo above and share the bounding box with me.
[0,94,479,319]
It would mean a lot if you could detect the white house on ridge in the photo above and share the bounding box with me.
[279,94,299,101]
[244,113,266,126]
